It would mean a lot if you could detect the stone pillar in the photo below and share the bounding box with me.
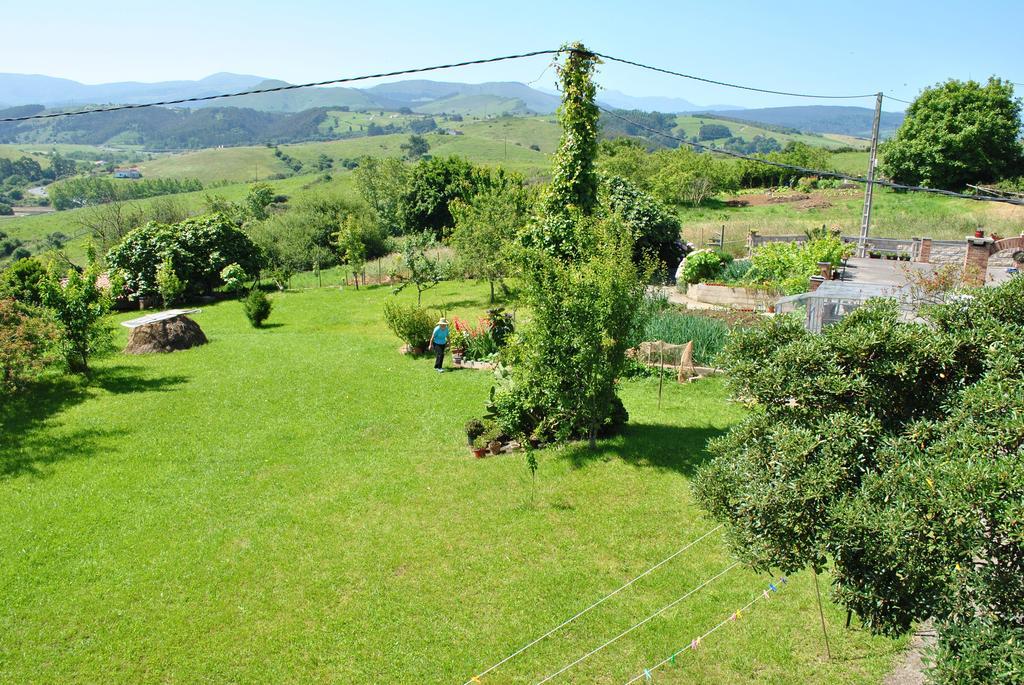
[917,237,932,263]
[809,275,825,292]
[817,261,833,280]
[747,230,758,258]
[963,235,994,286]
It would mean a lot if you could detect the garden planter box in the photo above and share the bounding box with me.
[686,283,777,310]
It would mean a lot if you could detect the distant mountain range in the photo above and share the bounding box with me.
[0,72,906,143]
[0,72,750,115]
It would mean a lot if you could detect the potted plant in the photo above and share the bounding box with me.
[488,438,503,456]
[886,252,898,260]
[974,229,985,238]
[464,419,485,448]
[898,252,911,261]
[471,436,488,459]
[869,250,881,259]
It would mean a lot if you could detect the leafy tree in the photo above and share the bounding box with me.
[698,123,732,140]
[398,156,502,239]
[882,77,1023,189]
[353,156,410,236]
[693,279,1024,684]
[599,175,683,274]
[597,138,654,189]
[649,146,740,207]
[392,231,441,305]
[449,182,530,302]
[401,134,430,161]
[244,183,276,221]
[49,152,77,180]
[41,264,112,373]
[408,118,438,135]
[335,214,376,289]
[315,154,333,171]
[107,213,262,300]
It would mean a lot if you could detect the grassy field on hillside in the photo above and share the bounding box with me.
[673,116,864,150]
[678,186,1024,248]
[138,117,561,183]
[0,281,903,683]
[0,173,352,263]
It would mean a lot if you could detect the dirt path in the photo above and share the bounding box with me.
[884,622,936,685]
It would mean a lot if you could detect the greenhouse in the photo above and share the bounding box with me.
[775,281,914,333]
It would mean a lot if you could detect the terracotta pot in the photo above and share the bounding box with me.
[488,440,502,456]
[472,447,488,459]
[975,229,985,238]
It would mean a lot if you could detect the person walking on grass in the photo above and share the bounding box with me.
[429,317,449,372]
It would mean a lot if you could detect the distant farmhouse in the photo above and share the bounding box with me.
[113,167,142,179]
[443,128,464,136]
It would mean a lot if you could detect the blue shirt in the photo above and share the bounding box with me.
[432,325,449,345]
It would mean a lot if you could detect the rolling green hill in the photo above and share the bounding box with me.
[674,115,865,150]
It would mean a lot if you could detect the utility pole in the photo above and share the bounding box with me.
[857,93,883,257]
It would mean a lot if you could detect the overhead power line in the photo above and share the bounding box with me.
[884,94,915,105]
[462,525,723,685]
[590,52,878,100]
[0,49,562,123]
[598,106,1024,207]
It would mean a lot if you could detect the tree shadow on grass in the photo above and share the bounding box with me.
[1,365,188,479]
[559,422,728,477]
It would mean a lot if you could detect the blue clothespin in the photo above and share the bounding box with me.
[769,583,778,592]
[780,576,788,584]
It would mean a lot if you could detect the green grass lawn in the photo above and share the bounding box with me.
[1,281,904,683]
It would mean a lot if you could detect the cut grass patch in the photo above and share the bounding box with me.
[1,281,905,683]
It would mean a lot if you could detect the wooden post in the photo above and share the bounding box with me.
[813,569,832,661]
[657,341,665,410]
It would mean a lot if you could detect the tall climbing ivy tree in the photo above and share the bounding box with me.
[489,43,649,448]
[528,42,602,260]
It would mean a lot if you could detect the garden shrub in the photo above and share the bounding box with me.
[681,249,727,284]
[0,298,57,392]
[243,290,272,328]
[0,257,48,306]
[41,265,113,373]
[382,300,435,350]
[219,263,249,296]
[156,258,185,307]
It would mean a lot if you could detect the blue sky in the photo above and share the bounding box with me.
[4,0,1023,111]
